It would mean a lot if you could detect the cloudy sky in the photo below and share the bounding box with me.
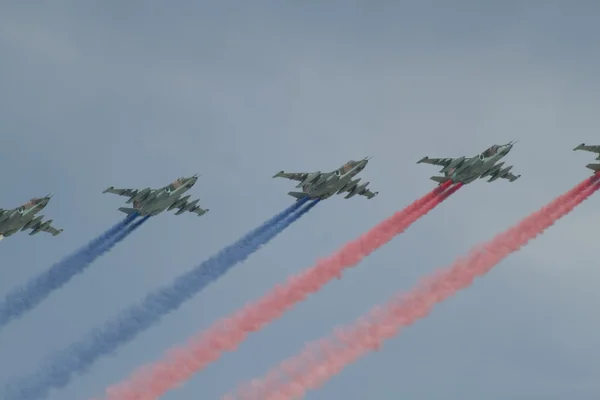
[1,1,600,399]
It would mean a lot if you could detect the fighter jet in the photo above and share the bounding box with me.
[103,175,209,217]
[417,142,521,185]
[0,195,63,238]
[273,157,379,201]
[573,143,600,171]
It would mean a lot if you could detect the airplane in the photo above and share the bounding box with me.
[103,175,209,217]
[417,141,521,185]
[273,157,379,201]
[0,195,63,238]
[573,143,600,171]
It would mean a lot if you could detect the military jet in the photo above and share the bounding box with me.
[0,195,63,238]
[273,157,379,201]
[573,143,600,171]
[103,175,209,217]
[417,142,521,185]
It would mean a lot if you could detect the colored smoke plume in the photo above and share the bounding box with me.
[98,183,459,400]
[227,176,599,400]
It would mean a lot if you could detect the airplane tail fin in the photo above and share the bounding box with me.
[287,191,309,201]
[586,163,600,171]
[118,207,139,215]
[430,176,452,184]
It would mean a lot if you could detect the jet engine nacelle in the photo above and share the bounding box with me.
[325,171,339,181]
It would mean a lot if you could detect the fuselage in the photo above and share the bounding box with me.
[445,144,512,184]
[133,177,196,216]
[0,198,48,236]
[302,160,368,199]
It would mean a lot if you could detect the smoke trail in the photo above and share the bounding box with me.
[95,216,150,254]
[246,198,309,240]
[228,176,599,400]
[97,184,459,400]
[0,213,138,331]
[2,200,316,400]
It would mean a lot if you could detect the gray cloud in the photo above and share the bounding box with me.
[0,1,599,399]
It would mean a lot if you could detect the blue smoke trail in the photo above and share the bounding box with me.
[2,199,317,400]
[240,197,309,243]
[0,213,138,331]
[94,215,150,254]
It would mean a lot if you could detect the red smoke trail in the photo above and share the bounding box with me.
[98,182,459,400]
[225,175,600,400]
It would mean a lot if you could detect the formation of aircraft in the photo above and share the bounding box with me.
[0,195,63,239]
[417,142,521,185]
[273,157,379,200]
[9,141,600,240]
[103,175,209,217]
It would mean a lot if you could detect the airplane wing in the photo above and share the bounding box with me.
[487,167,521,183]
[272,171,311,181]
[355,187,379,199]
[499,171,521,182]
[172,197,209,216]
[574,143,600,154]
[103,186,139,197]
[28,219,63,236]
[416,156,457,168]
[340,180,379,199]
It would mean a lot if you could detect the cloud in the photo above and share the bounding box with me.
[0,2,599,399]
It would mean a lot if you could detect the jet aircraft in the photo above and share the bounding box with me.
[573,143,600,171]
[0,195,63,238]
[103,175,209,217]
[273,157,379,201]
[417,142,521,185]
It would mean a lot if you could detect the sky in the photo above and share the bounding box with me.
[1,1,600,399]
